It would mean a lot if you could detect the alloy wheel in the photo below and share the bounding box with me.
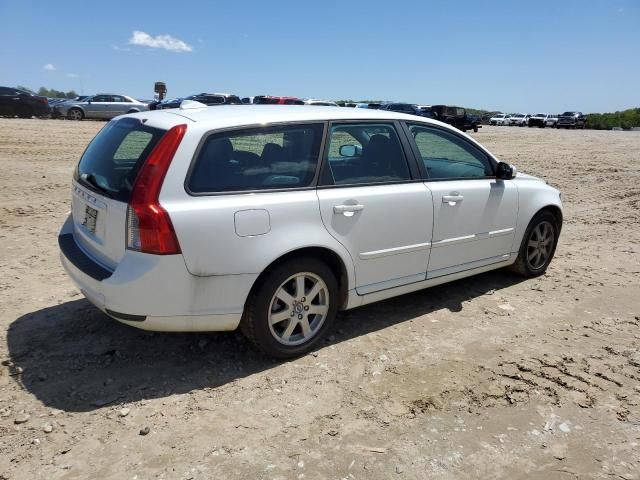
[526,220,555,270]
[68,109,82,121]
[268,272,329,346]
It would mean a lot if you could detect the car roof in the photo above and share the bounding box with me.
[139,105,437,127]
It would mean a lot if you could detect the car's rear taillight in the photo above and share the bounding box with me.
[127,124,187,255]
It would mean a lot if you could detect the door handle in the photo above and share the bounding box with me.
[442,195,464,205]
[333,204,365,216]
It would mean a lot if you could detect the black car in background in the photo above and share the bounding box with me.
[429,105,481,132]
[557,111,586,129]
[0,87,50,118]
[156,93,243,110]
[379,103,431,117]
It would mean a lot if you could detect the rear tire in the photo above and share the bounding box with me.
[509,211,560,277]
[67,108,84,121]
[241,258,339,358]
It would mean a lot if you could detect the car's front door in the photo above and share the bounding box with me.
[316,122,433,295]
[86,95,109,118]
[406,123,518,278]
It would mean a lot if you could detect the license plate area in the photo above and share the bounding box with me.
[83,205,99,235]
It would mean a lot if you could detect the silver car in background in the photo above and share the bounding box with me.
[55,94,148,120]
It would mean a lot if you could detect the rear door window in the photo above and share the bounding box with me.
[75,117,166,201]
[323,123,411,185]
[188,123,324,193]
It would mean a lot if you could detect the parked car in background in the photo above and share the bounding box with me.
[58,105,562,358]
[254,96,304,105]
[490,113,508,126]
[557,111,586,129]
[528,113,552,128]
[157,93,242,110]
[304,99,339,106]
[380,103,432,117]
[51,96,91,118]
[429,105,480,132]
[355,103,383,109]
[545,114,559,128]
[54,94,148,120]
[0,87,50,118]
[466,114,482,131]
[508,114,529,127]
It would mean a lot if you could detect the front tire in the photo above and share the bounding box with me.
[241,258,339,358]
[509,211,560,277]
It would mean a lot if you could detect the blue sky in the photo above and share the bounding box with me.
[1,0,638,113]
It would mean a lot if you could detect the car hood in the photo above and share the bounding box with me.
[516,172,545,182]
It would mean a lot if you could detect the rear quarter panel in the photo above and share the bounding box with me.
[158,124,357,289]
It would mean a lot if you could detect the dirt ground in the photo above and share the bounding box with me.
[1,119,639,480]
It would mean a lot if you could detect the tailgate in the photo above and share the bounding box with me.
[71,181,128,270]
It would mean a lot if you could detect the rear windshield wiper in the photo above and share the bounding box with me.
[80,173,113,198]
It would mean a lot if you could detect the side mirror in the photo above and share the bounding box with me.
[496,161,516,180]
[339,144,362,157]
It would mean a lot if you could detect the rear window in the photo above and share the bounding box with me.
[188,123,324,194]
[75,117,165,202]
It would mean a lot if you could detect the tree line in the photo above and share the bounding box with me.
[585,108,640,130]
[17,85,78,99]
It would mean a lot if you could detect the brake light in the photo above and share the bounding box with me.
[127,124,187,254]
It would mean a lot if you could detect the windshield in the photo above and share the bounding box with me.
[75,117,166,202]
[562,112,575,116]
[535,113,546,117]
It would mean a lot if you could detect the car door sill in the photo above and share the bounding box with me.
[427,254,512,279]
[347,254,516,309]
[356,273,426,296]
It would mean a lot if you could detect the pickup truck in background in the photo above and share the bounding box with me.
[557,111,586,129]
[528,113,553,128]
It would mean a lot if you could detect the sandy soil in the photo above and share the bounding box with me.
[1,119,639,480]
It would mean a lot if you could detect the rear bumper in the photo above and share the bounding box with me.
[58,215,254,332]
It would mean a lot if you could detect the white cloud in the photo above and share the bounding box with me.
[43,63,56,71]
[66,73,79,78]
[111,44,131,52]
[129,30,193,53]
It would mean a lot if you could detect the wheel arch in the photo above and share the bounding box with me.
[536,204,563,232]
[246,246,352,311]
[512,182,563,254]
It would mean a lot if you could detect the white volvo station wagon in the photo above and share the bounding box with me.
[59,104,562,357]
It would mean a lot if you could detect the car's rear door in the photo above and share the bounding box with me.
[107,95,129,117]
[316,121,433,295]
[405,122,518,278]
